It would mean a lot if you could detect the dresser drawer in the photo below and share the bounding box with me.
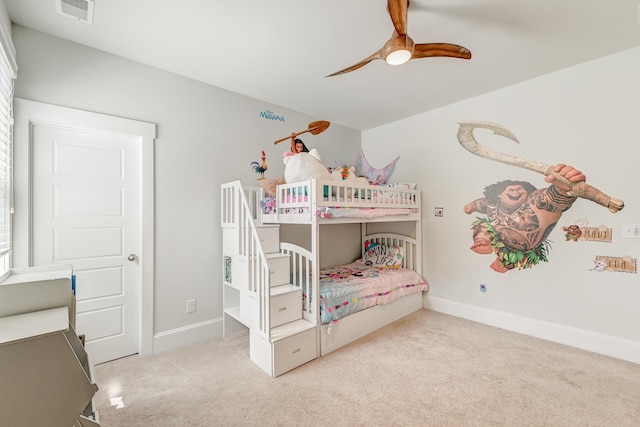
[273,328,316,377]
[267,253,290,286]
[257,226,280,254]
[270,285,302,327]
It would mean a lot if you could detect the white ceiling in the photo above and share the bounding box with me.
[5,0,640,131]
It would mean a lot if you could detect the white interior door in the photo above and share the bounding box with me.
[31,124,141,364]
[13,98,156,363]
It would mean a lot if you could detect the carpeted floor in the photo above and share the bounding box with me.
[94,309,640,426]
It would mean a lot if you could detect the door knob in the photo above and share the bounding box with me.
[128,254,137,262]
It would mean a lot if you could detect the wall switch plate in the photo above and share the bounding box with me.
[187,299,196,313]
[435,207,444,217]
[621,224,640,239]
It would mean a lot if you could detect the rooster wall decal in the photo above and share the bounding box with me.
[250,150,267,180]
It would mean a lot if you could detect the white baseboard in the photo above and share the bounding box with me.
[152,318,223,354]
[424,295,640,365]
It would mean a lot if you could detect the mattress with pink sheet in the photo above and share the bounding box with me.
[259,196,417,219]
[318,262,427,324]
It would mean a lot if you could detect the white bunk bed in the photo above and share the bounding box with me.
[221,178,427,376]
[282,231,426,356]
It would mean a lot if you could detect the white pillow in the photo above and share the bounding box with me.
[362,242,404,268]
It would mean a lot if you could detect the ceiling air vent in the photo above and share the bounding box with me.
[55,0,95,24]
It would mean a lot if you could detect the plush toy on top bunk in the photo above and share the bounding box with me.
[329,164,369,186]
[282,147,331,183]
[328,164,369,198]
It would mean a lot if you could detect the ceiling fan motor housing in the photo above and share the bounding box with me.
[383,35,415,65]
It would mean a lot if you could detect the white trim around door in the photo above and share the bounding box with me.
[13,98,156,358]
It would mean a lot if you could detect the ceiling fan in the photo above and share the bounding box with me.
[326,0,472,77]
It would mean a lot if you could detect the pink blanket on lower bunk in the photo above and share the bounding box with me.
[318,262,427,324]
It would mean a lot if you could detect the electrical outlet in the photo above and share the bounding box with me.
[186,299,196,313]
[479,283,487,297]
[435,207,444,217]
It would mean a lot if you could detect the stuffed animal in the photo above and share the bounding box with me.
[329,165,369,186]
[283,148,331,183]
[328,165,369,197]
[260,177,286,197]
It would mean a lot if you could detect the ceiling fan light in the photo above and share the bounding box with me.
[385,49,411,65]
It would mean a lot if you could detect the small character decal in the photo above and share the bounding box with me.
[589,258,607,272]
[562,224,583,242]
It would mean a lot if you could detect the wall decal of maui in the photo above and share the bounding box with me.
[456,121,624,273]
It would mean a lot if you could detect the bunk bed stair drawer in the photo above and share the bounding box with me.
[272,327,316,377]
[257,226,280,254]
[222,228,237,254]
[266,253,290,287]
[270,285,302,327]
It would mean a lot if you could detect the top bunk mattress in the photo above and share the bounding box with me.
[258,179,420,222]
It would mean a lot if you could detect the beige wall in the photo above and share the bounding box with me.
[363,47,640,363]
[11,25,361,350]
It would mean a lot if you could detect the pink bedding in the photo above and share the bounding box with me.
[319,262,427,323]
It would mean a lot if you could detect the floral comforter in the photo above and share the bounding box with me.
[319,262,427,323]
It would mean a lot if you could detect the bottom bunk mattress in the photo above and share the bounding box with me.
[319,262,428,324]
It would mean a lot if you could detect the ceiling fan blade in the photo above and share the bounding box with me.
[387,0,408,36]
[412,43,472,60]
[326,51,384,77]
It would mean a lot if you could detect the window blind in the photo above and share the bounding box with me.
[0,55,12,277]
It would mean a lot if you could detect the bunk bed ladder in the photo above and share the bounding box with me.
[221,181,317,377]
[221,181,271,334]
